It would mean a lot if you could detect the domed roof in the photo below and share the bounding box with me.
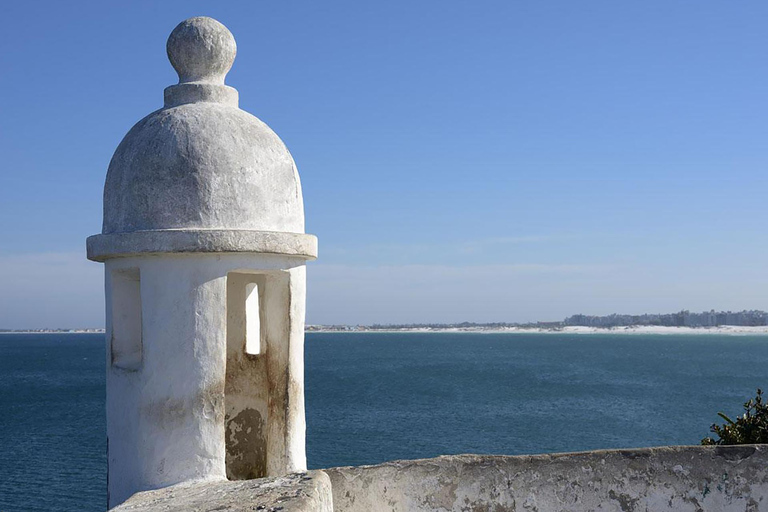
[87,17,316,261]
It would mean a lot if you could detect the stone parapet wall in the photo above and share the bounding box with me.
[327,445,768,512]
[111,470,333,512]
[112,446,768,511]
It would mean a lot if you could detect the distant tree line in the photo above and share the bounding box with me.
[564,310,768,328]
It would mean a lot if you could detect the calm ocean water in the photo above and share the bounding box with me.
[1,332,767,511]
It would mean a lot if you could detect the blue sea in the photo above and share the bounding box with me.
[1,332,767,511]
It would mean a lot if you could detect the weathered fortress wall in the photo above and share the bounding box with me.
[327,445,768,512]
[114,445,768,511]
[112,471,334,512]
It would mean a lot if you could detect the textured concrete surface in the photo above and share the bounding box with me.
[90,15,312,256]
[326,445,768,511]
[167,17,236,85]
[104,254,309,507]
[164,82,239,108]
[111,471,333,512]
[87,229,317,262]
[90,17,314,508]
[109,446,768,511]
[100,101,305,236]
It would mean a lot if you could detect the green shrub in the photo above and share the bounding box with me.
[701,388,768,445]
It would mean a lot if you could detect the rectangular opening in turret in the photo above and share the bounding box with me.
[226,272,269,480]
[110,267,142,371]
[245,282,261,355]
[225,270,294,481]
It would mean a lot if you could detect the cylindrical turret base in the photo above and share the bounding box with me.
[104,253,307,508]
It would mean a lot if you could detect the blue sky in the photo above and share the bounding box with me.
[1,1,767,328]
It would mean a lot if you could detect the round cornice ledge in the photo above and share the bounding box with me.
[86,230,318,262]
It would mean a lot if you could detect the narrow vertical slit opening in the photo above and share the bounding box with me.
[245,282,261,355]
[226,272,269,480]
[110,268,142,371]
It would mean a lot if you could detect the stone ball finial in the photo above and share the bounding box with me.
[167,17,237,85]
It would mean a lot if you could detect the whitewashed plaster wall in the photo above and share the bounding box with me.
[105,253,307,507]
[325,446,768,512]
[112,446,768,511]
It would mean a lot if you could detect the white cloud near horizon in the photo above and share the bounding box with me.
[1,253,766,329]
[307,262,617,325]
[306,261,768,325]
[320,234,584,263]
[0,252,103,329]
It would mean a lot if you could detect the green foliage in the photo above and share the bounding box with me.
[701,389,768,445]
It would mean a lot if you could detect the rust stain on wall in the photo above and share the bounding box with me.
[226,407,267,480]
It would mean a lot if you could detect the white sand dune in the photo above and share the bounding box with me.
[462,325,768,335]
[310,325,768,335]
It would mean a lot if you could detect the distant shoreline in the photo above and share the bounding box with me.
[0,330,105,334]
[307,325,768,335]
[4,326,768,336]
